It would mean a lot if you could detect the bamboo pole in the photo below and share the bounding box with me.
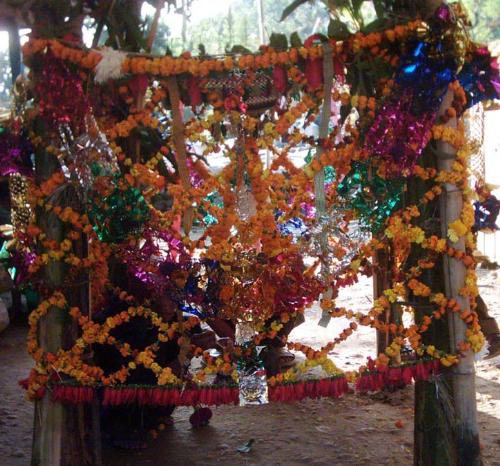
[164,76,195,234]
[373,248,392,354]
[315,43,334,328]
[146,0,165,52]
[256,0,266,45]
[436,89,482,466]
[31,140,89,466]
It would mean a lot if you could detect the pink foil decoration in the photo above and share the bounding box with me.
[36,51,89,132]
[364,89,436,174]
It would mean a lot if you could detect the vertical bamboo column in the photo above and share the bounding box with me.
[165,76,195,235]
[437,89,481,466]
[31,142,89,466]
[315,43,334,328]
[373,248,391,355]
[256,0,266,45]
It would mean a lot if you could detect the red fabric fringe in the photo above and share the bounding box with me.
[356,360,441,393]
[28,360,442,407]
[52,385,95,404]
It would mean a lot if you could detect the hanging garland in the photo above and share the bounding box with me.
[12,2,499,406]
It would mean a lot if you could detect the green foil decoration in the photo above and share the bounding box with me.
[88,172,150,243]
[337,161,404,233]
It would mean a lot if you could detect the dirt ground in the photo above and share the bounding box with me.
[0,270,499,466]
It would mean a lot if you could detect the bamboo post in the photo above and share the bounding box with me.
[165,76,195,234]
[373,248,392,355]
[146,0,165,52]
[436,89,482,466]
[315,43,334,328]
[256,0,266,45]
[412,124,456,466]
[6,16,22,84]
[31,138,89,466]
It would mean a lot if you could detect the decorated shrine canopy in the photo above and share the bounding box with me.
[4,2,499,406]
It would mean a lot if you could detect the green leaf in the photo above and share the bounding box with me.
[290,31,303,48]
[280,0,311,22]
[269,32,288,50]
[327,19,350,40]
[231,45,252,54]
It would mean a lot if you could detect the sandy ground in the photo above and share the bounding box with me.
[0,270,498,466]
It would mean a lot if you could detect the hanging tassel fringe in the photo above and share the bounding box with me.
[25,360,442,407]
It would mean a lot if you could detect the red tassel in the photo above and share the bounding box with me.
[181,389,191,406]
[331,379,339,398]
[199,387,208,405]
[339,378,348,396]
[127,387,136,404]
[208,387,216,406]
[295,382,305,401]
[221,386,230,405]
[102,388,110,406]
[375,373,385,391]
[158,388,167,405]
[272,66,288,94]
[231,387,239,404]
[170,387,178,405]
[83,387,92,403]
[35,387,46,400]
[277,385,285,402]
[387,367,402,386]
[304,35,324,91]
[76,387,83,404]
[305,59,323,90]
[187,76,202,107]
[137,388,146,406]
[414,362,429,381]
[152,388,162,405]
[402,367,413,385]
[356,375,366,392]
[128,74,149,102]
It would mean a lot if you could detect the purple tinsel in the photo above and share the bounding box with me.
[363,90,436,173]
[0,129,33,177]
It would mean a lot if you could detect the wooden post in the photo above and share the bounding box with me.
[436,90,482,466]
[256,0,265,45]
[373,248,392,355]
[314,43,334,328]
[165,76,195,234]
[31,135,90,466]
[6,16,22,84]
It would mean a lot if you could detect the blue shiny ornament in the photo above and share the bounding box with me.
[458,48,500,108]
[473,195,500,232]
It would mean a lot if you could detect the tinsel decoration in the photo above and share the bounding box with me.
[0,126,33,177]
[36,51,89,132]
[88,173,150,243]
[236,326,268,406]
[364,4,468,173]
[337,162,404,232]
[59,117,119,195]
[473,194,500,232]
[458,45,500,108]
[9,174,31,231]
